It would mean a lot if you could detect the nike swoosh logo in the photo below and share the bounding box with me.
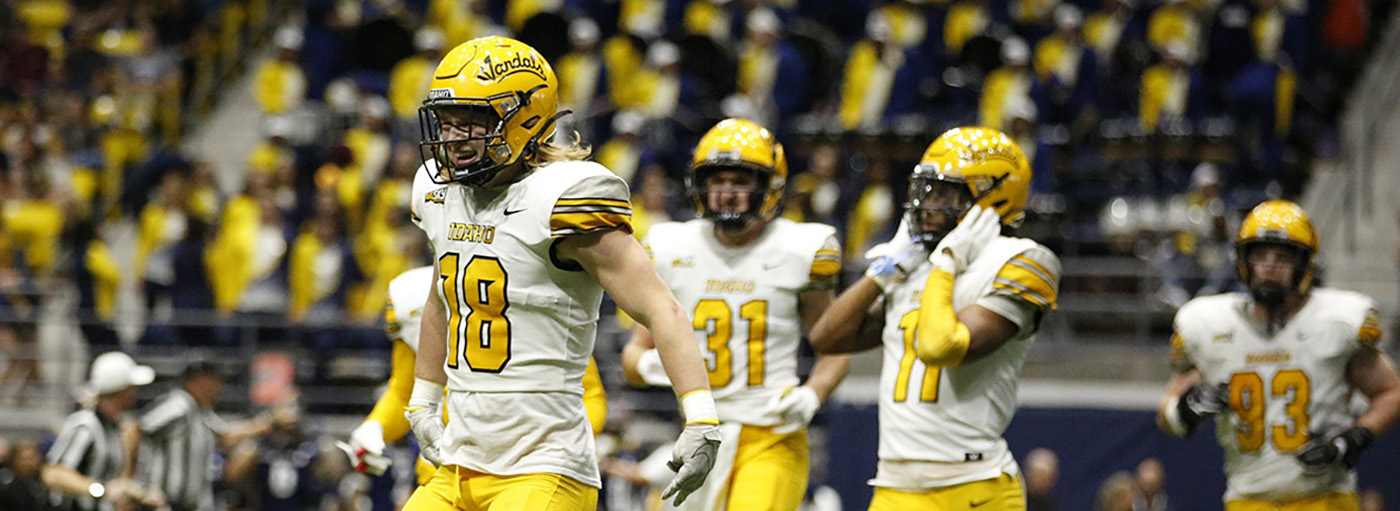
[503,208,525,216]
[762,261,782,270]
[969,497,993,507]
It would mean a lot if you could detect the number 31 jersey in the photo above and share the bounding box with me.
[645,218,841,425]
[1171,288,1382,502]
[410,160,632,394]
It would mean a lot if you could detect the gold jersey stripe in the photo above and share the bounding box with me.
[1010,255,1058,287]
[555,198,632,209]
[810,258,842,278]
[550,211,634,236]
[993,278,1053,309]
[1360,309,1383,348]
[995,264,1058,307]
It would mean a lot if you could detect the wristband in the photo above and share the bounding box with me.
[408,378,444,411]
[680,389,719,425]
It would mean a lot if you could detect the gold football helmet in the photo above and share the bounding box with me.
[686,118,787,229]
[906,127,1032,247]
[419,36,568,186]
[1234,199,1319,294]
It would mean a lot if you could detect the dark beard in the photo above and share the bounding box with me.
[713,212,751,232]
[1251,283,1288,309]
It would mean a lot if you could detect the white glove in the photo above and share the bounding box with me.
[661,423,722,506]
[345,421,392,475]
[865,217,928,291]
[929,205,1001,274]
[864,216,914,260]
[405,378,445,467]
[636,349,673,387]
[770,386,821,435]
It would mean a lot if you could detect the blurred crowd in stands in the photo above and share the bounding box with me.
[0,0,1392,431]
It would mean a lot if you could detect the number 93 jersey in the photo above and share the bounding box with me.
[1171,288,1382,502]
[874,236,1060,489]
[644,218,841,425]
[410,160,632,394]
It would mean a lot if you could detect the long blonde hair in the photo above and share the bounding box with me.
[528,130,592,166]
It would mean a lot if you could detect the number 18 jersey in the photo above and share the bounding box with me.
[1172,288,1381,501]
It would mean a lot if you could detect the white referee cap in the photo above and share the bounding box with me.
[88,352,156,396]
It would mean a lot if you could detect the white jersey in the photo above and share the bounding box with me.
[410,160,633,487]
[385,265,434,353]
[873,236,1060,489]
[1171,288,1382,502]
[645,219,841,425]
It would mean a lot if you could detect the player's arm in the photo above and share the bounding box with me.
[917,208,1060,366]
[364,339,416,441]
[559,229,711,399]
[1348,348,1400,435]
[808,277,885,354]
[798,236,850,402]
[406,265,448,465]
[1157,328,1227,437]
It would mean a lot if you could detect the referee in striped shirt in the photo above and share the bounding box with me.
[136,360,277,511]
[43,352,165,511]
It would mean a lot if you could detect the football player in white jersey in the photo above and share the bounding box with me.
[1157,200,1400,510]
[399,37,721,511]
[620,118,851,511]
[809,127,1062,510]
[342,265,611,485]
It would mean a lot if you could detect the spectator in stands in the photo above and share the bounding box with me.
[871,0,931,50]
[67,219,120,353]
[839,16,921,130]
[288,193,365,351]
[843,158,895,260]
[1139,42,1205,132]
[1012,0,1060,41]
[345,96,393,189]
[137,169,193,328]
[388,27,444,124]
[0,439,50,511]
[1033,5,1098,127]
[1146,0,1199,63]
[981,37,1034,131]
[44,352,164,511]
[556,19,606,126]
[945,0,993,58]
[253,26,308,115]
[603,33,648,112]
[206,172,291,335]
[1025,448,1060,511]
[1084,0,1147,66]
[1134,457,1171,511]
[1097,471,1137,511]
[787,143,846,226]
[595,110,652,185]
[629,165,674,242]
[738,7,810,123]
[636,40,688,120]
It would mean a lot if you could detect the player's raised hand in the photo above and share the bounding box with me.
[661,422,721,506]
[930,205,1000,274]
[865,217,929,291]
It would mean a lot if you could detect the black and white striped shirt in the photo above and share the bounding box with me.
[138,389,225,511]
[46,409,125,511]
